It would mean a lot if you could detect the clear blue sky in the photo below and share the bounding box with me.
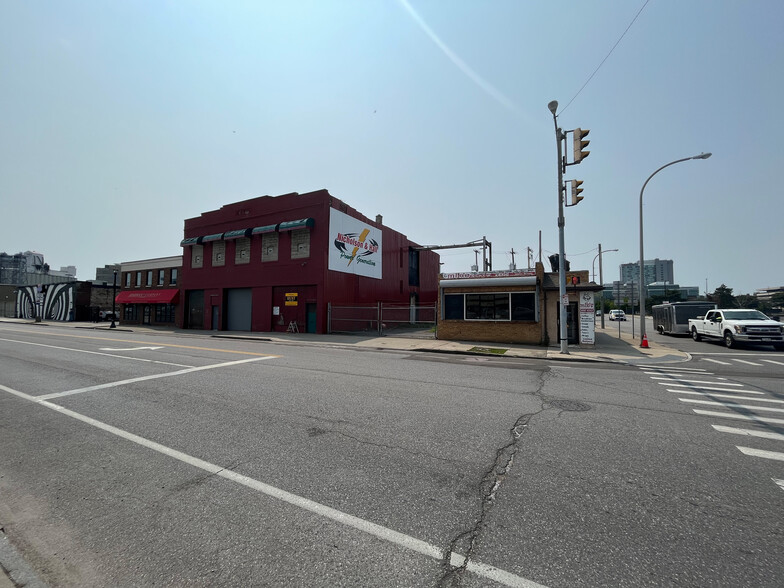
[1,1,781,295]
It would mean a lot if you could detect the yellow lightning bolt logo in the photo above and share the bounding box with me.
[348,228,370,266]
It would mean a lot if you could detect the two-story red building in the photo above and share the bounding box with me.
[178,189,440,333]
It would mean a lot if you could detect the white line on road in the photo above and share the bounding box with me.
[679,398,784,413]
[639,366,708,373]
[658,383,761,394]
[651,377,741,386]
[711,425,784,441]
[736,446,784,462]
[761,359,784,366]
[37,356,277,400]
[668,389,771,401]
[702,358,731,365]
[692,410,784,425]
[100,346,164,351]
[643,372,714,378]
[0,382,545,588]
[731,359,763,366]
[0,337,193,368]
[774,479,784,492]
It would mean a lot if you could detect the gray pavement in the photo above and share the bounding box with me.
[0,316,687,587]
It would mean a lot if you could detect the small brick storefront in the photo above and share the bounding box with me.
[437,264,602,346]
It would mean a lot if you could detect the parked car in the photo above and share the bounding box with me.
[99,310,117,321]
[608,310,626,321]
[595,310,602,317]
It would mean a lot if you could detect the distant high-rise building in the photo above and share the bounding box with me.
[0,251,76,285]
[619,258,674,286]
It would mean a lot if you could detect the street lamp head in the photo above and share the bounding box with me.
[547,100,558,115]
[692,152,712,160]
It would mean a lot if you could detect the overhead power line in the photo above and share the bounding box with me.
[559,0,651,115]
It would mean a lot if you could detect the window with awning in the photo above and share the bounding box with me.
[278,218,315,231]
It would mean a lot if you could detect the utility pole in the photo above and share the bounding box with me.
[527,247,533,270]
[509,248,516,270]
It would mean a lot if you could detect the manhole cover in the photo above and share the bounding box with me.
[548,399,591,412]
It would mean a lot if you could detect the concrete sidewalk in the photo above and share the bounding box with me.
[1,318,689,365]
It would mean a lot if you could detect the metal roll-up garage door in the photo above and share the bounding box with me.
[226,288,252,331]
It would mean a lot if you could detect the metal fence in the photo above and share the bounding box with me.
[327,302,436,337]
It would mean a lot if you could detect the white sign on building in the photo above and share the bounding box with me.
[328,208,383,280]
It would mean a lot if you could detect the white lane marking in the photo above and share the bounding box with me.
[732,359,763,366]
[639,366,708,372]
[38,356,276,400]
[0,383,544,588]
[712,425,784,441]
[643,371,714,377]
[702,358,731,365]
[100,346,164,351]
[658,383,761,394]
[679,398,784,413]
[774,479,784,492]
[692,410,784,425]
[651,377,741,386]
[761,359,784,366]
[0,337,193,368]
[668,389,770,401]
[737,446,784,462]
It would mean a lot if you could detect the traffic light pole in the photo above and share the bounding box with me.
[548,101,569,354]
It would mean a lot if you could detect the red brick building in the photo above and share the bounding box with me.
[117,256,182,326]
[178,189,440,333]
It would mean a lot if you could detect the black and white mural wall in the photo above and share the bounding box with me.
[16,283,76,321]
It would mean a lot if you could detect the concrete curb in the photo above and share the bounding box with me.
[0,531,47,588]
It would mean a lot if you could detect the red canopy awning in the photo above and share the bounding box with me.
[115,289,180,304]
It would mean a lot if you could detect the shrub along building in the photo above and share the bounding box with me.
[178,189,440,333]
[437,265,603,346]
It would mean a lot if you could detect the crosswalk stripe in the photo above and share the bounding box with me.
[702,358,731,365]
[761,359,784,366]
[659,382,761,394]
[651,377,741,386]
[669,390,772,401]
[732,359,763,366]
[680,398,784,413]
[737,446,784,462]
[712,425,784,441]
[692,410,784,425]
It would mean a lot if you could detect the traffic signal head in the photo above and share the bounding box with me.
[573,128,590,163]
[570,179,584,205]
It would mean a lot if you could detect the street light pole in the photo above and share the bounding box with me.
[548,100,569,354]
[639,152,711,344]
[110,269,117,329]
[592,245,618,330]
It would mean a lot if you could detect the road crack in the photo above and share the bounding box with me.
[438,370,551,587]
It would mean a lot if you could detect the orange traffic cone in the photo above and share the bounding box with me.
[640,334,650,348]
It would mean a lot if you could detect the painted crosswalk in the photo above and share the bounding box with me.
[694,355,784,368]
[639,365,784,492]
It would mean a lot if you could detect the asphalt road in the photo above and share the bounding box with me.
[1,322,781,587]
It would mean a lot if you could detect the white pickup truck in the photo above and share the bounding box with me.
[688,309,784,349]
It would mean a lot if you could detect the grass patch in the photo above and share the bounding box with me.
[468,346,508,355]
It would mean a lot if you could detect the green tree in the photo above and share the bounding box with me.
[734,294,759,309]
[709,284,735,308]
